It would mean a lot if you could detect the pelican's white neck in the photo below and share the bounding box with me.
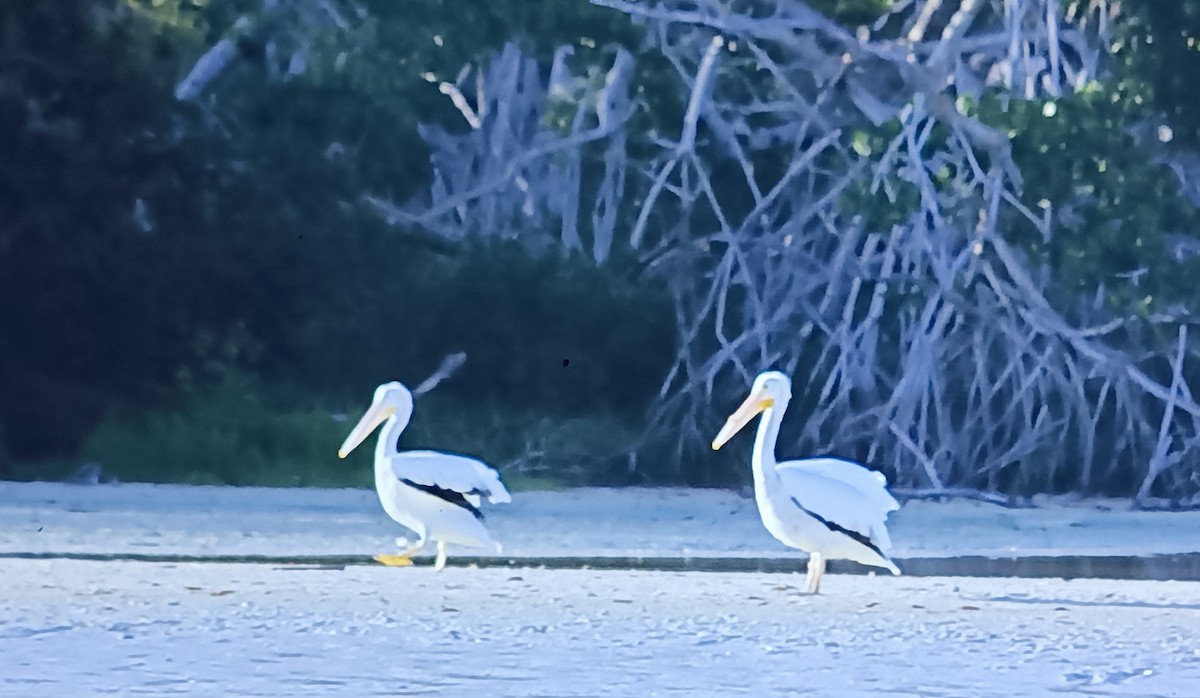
[375,412,408,463]
[752,397,787,488]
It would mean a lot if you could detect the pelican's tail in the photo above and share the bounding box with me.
[486,483,512,504]
[863,518,900,575]
[474,463,512,504]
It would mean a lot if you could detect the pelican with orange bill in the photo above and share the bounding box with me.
[713,371,901,593]
[339,354,511,570]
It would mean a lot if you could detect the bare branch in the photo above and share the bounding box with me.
[1137,326,1188,501]
[630,35,725,250]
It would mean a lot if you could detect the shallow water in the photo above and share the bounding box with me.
[7,482,1200,565]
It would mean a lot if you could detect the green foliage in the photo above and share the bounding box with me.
[292,238,674,486]
[0,0,657,480]
[839,25,1200,322]
[67,368,634,488]
[11,230,673,486]
[285,238,676,412]
[0,0,198,462]
[1111,2,1200,150]
[416,243,675,414]
[392,393,641,486]
[981,90,1200,316]
[79,372,358,487]
[807,0,895,26]
[944,3,1200,319]
[840,120,922,232]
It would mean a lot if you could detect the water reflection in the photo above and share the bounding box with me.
[3,551,1200,580]
[442,553,1200,581]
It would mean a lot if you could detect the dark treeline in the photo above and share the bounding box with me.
[0,0,671,486]
[2,0,1200,495]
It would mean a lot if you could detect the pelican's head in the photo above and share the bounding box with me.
[711,371,792,450]
[338,382,414,458]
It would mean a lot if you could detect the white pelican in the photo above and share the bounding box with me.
[338,378,511,571]
[712,371,900,593]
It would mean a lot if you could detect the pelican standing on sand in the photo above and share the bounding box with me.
[338,355,511,570]
[712,371,900,593]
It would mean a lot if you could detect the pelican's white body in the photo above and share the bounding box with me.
[714,371,900,590]
[372,416,508,550]
[340,382,510,567]
[751,421,899,572]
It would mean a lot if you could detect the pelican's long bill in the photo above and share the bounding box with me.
[712,389,775,450]
[338,401,394,458]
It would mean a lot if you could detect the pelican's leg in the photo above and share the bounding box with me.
[394,536,427,557]
[433,541,448,572]
[805,553,826,594]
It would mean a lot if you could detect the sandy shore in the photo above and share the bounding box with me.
[4,483,1200,696]
[3,558,1199,697]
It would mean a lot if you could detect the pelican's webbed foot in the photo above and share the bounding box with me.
[373,536,427,567]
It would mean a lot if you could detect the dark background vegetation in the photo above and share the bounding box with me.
[2,0,1199,490]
